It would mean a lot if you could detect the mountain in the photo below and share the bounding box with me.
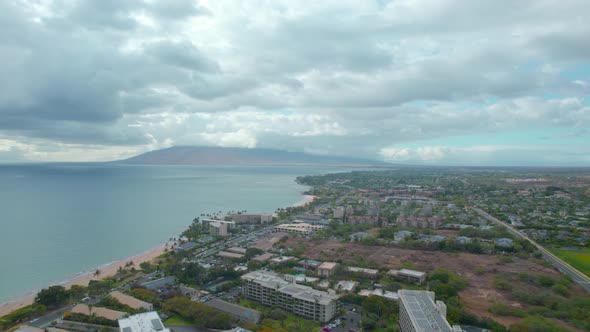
[119,146,389,166]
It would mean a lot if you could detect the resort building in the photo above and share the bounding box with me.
[317,262,339,277]
[398,290,461,332]
[227,213,273,224]
[209,221,228,236]
[274,223,324,235]
[109,291,153,311]
[387,269,427,284]
[118,311,170,332]
[241,270,340,322]
[70,304,127,321]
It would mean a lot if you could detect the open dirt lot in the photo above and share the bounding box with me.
[286,238,587,330]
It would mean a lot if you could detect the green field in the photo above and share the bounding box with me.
[164,315,194,326]
[552,248,590,278]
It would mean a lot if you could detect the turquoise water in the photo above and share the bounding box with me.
[0,163,342,303]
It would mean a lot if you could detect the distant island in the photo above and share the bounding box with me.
[118,146,390,166]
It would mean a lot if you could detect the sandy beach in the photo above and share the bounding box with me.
[292,194,317,207]
[0,245,166,317]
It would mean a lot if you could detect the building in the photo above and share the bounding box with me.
[227,247,248,254]
[252,253,277,262]
[346,266,379,279]
[109,291,153,311]
[227,213,273,224]
[205,298,261,324]
[175,242,197,251]
[269,256,297,264]
[217,251,245,259]
[299,259,322,270]
[397,216,444,229]
[398,290,461,332]
[210,221,229,237]
[336,280,358,293]
[317,262,339,277]
[118,311,170,332]
[387,269,426,284]
[241,270,339,322]
[359,289,399,301]
[293,214,329,225]
[70,304,127,321]
[333,207,345,219]
[274,223,324,235]
[140,276,176,291]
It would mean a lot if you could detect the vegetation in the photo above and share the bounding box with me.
[162,296,232,330]
[64,312,119,327]
[0,304,47,330]
[551,248,590,278]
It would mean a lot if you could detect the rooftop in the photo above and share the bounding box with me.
[109,291,152,310]
[318,262,338,270]
[118,311,170,332]
[399,290,453,332]
[71,304,127,321]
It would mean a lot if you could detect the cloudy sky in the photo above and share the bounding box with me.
[0,0,589,165]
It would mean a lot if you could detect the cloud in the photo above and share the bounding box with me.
[0,0,589,164]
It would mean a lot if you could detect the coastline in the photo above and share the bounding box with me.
[0,244,167,317]
[1,192,315,318]
[292,194,317,207]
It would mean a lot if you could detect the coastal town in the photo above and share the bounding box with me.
[2,169,590,332]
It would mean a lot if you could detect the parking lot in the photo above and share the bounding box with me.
[320,304,362,332]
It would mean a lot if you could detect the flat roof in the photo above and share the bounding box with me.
[217,251,244,259]
[399,290,452,332]
[118,311,170,332]
[347,266,378,274]
[318,262,338,270]
[205,298,261,322]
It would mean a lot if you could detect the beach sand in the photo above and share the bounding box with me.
[0,245,166,317]
[292,194,317,207]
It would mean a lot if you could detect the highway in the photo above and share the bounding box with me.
[471,207,590,292]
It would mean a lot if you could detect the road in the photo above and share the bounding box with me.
[471,207,590,292]
[28,304,75,328]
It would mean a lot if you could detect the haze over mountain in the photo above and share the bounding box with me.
[120,146,388,166]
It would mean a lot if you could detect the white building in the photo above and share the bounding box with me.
[210,221,228,236]
[241,270,339,322]
[387,269,426,284]
[398,290,461,332]
[274,223,324,235]
[118,311,170,332]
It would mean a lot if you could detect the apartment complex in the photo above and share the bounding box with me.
[227,213,273,224]
[274,223,324,235]
[241,270,339,322]
[387,269,427,284]
[398,290,461,332]
[109,291,153,311]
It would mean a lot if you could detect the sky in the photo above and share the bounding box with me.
[0,0,589,166]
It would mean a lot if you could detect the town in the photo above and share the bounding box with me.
[3,168,590,332]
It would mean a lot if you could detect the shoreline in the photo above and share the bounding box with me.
[292,194,317,207]
[0,244,167,317]
[1,193,315,318]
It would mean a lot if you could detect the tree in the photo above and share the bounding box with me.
[35,285,69,307]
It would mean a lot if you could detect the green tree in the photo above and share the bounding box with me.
[35,285,69,307]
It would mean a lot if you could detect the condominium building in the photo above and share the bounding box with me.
[274,223,324,235]
[398,290,461,332]
[387,269,426,284]
[209,221,228,236]
[241,270,339,322]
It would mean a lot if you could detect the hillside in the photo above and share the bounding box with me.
[118,146,388,166]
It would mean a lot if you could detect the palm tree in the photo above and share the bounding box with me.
[94,269,101,278]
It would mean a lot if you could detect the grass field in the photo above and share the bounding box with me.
[164,315,194,326]
[552,248,590,278]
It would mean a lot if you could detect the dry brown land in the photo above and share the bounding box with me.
[286,238,588,330]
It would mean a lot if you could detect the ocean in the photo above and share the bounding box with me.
[0,163,344,303]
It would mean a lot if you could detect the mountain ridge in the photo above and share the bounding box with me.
[118,146,389,166]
